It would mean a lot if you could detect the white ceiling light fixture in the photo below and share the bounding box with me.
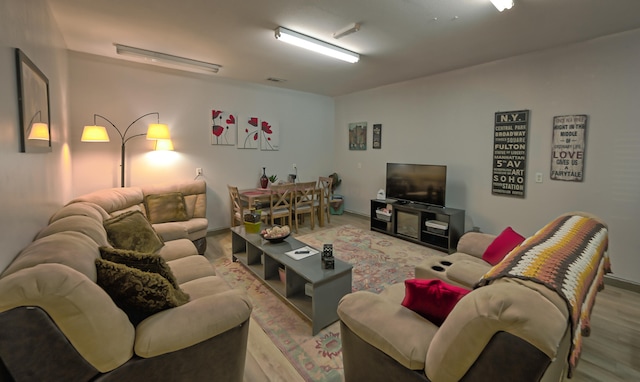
[274,27,360,63]
[114,43,222,74]
[490,0,514,12]
[333,23,361,39]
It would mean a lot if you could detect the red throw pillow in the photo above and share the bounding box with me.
[401,279,470,326]
[482,227,525,266]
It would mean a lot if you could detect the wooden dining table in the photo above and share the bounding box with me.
[239,185,326,227]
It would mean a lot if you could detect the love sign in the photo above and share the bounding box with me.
[550,115,587,182]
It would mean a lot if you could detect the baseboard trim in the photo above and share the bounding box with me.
[604,275,640,294]
[207,227,230,236]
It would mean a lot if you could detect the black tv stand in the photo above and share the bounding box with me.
[370,199,465,254]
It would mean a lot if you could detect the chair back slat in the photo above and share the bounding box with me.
[227,185,243,227]
[292,181,316,232]
[268,184,293,227]
[317,176,333,224]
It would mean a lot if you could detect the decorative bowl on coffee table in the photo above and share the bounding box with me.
[261,232,290,243]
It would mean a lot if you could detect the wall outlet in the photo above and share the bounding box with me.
[535,172,543,183]
[292,163,297,170]
[196,168,203,176]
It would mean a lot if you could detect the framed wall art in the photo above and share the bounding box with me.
[210,110,237,146]
[372,123,382,149]
[550,115,587,182]
[260,119,279,151]
[16,48,51,153]
[348,121,367,150]
[491,110,529,198]
[238,116,260,149]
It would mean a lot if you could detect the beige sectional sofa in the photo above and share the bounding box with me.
[338,212,610,382]
[68,180,209,254]
[0,180,252,381]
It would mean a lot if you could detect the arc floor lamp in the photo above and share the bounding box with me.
[81,112,171,187]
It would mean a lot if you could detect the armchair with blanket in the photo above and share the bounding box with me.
[338,212,610,382]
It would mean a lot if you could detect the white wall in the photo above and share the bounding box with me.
[68,52,335,230]
[0,0,71,272]
[334,29,640,284]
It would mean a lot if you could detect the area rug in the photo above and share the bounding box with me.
[213,224,443,381]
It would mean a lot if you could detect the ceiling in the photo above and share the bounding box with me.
[46,0,640,97]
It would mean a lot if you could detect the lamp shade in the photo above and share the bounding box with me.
[154,139,174,151]
[146,123,171,140]
[28,123,50,140]
[81,125,110,142]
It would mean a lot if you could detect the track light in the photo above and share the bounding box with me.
[275,27,360,63]
[114,44,221,74]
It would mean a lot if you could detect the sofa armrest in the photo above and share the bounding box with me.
[338,291,438,370]
[456,232,496,259]
[134,289,252,358]
[0,264,135,372]
[425,282,567,382]
[447,260,491,288]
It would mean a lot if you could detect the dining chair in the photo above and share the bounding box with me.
[227,185,244,227]
[268,183,293,228]
[293,181,316,233]
[316,176,333,226]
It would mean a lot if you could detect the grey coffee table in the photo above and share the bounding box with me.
[231,226,353,335]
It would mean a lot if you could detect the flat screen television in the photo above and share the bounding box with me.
[386,163,447,207]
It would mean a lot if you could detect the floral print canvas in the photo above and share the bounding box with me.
[210,110,236,145]
[260,119,279,151]
[238,116,260,149]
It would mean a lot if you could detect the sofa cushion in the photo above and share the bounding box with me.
[166,256,217,285]
[152,218,209,242]
[99,247,180,289]
[338,287,438,370]
[1,231,101,280]
[482,227,525,266]
[36,215,110,247]
[401,279,470,326]
[135,287,252,358]
[144,192,189,224]
[156,239,199,261]
[103,210,164,253]
[95,259,189,325]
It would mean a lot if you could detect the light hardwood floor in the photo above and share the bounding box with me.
[205,213,640,382]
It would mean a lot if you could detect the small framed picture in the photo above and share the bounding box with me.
[372,124,382,149]
[348,122,367,150]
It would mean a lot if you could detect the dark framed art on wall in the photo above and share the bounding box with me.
[16,48,51,153]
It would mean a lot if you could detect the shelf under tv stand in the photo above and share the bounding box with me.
[370,199,465,254]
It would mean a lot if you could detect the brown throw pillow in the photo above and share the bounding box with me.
[144,192,189,224]
[95,258,190,325]
[99,246,180,289]
[103,210,164,253]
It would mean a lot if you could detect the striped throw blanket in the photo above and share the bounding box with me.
[476,213,610,378]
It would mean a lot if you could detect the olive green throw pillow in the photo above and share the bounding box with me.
[95,258,190,325]
[144,192,189,224]
[103,210,164,253]
[99,246,180,289]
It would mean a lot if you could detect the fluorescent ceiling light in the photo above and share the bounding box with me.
[490,0,514,12]
[114,44,221,74]
[275,27,360,63]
